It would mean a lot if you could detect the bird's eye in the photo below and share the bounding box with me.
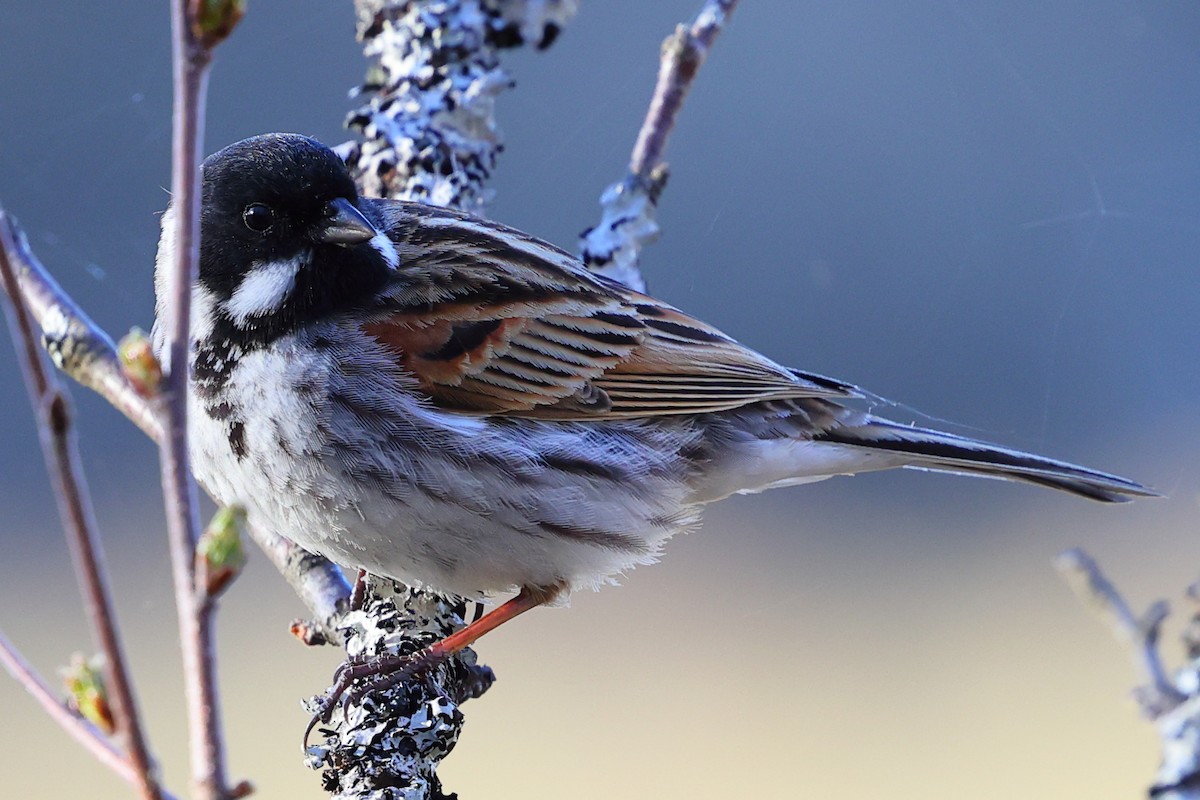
[242,203,275,233]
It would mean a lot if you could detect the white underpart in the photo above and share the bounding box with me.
[224,254,306,325]
[370,231,400,270]
[694,438,910,503]
[186,323,704,599]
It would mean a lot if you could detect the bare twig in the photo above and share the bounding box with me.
[628,0,738,182]
[0,210,352,625]
[1055,548,1185,714]
[0,218,163,442]
[255,524,352,635]
[579,0,740,292]
[1055,548,1200,797]
[0,214,162,800]
[0,633,178,799]
[163,1,236,796]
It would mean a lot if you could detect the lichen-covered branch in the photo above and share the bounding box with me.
[304,582,495,799]
[308,2,574,797]
[579,0,740,292]
[339,0,579,213]
[1056,548,1200,797]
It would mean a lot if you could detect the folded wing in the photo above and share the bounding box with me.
[361,202,856,419]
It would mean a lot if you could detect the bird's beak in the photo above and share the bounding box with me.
[317,198,377,245]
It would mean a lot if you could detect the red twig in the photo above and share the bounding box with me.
[580,0,741,291]
[628,0,741,185]
[0,217,164,442]
[164,3,226,798]
[0,633,180,800]
[0,210,352,624]
[0,216,162,800]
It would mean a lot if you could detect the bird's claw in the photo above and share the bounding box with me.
[302,650,433,750]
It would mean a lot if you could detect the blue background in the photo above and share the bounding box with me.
[1,2,1197,797]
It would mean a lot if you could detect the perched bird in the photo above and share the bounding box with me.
[153,133,1151,697]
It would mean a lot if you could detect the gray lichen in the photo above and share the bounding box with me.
[314,3,576,796]
[577,171,665,294]
[304,583,494,800]
[340,0,579,215]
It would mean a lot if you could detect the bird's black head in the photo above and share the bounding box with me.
[198,133,396,344]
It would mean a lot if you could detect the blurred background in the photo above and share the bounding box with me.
[1,1,1198,797]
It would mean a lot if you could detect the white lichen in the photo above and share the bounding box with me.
[340,0,579,215]
[577,175,661,293]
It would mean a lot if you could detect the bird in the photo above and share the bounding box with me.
[152,132,1152,717]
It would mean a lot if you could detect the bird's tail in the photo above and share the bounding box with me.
[811,417,1154,503]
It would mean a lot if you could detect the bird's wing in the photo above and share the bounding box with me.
[358,202,857,419]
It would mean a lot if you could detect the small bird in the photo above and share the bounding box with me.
[153,133,1151,699]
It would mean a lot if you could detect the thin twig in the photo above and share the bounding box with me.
[579,0,740,292]
[0,215,162,800]
[0,633,179,800]
[1055,548,1186,715]
[165,3,226,797]
[629,0,739,183]
[0,210,352,623]
[255,523,352,638]
[0,215,163,441]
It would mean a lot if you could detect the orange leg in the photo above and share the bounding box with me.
[305,584,560,747]
[348,569,369,611]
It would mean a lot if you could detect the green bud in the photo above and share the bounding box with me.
[197,505,248,597]
[117,327,162,397]
[191,0,246,47]
[60,653,114,734]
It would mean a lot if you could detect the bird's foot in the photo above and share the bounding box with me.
[304,646,443,748]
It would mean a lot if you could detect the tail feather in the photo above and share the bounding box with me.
[813,418,1155,503]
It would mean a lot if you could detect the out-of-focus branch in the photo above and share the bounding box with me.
[0,633,180,800]
[1056,548,1200,798]
[579,0,740,292]
[1056,548,1184,712]
[163,2,250,797]
[0,217,163,442]
[0,213,163,800]
[0,209,352,626]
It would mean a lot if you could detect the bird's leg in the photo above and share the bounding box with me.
[305,583,561,746]
[348,569,369,612]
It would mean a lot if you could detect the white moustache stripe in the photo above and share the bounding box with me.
[370,231,400,270]
[225,254,306,324]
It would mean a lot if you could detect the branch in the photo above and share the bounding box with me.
[0,217,163,441]
[340,0,579,212]
[0,213,162,800]
[1056,548,1200,797]
[0,207,353,626]
[1056,548,1184,714]
[310,3,575,796]
[579,0,740,292]
[0,633,180,800]
[304,582,495,798]
[161,1,251,796]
